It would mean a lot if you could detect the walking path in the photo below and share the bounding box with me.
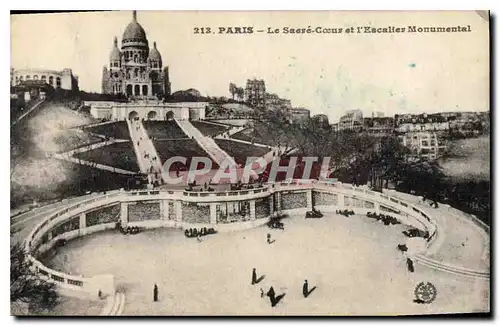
[59,139,128,157]
[126,119,163,185]
[215,135,270,148]
[11,99,45,127]
[383,190,489,271]
[52,153,137,175]
[176,119,237,168]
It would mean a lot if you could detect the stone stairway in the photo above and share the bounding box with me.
[176,119,237,168]
[126,118,163,184]
[100,292,126,316]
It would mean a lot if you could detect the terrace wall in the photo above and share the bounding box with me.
[23,180,488,300]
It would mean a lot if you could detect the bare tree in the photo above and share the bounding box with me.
[11,243,58,314]
[236,87,245,102]
[229,83,237,100]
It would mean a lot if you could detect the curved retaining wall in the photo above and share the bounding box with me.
[24,180,488,298]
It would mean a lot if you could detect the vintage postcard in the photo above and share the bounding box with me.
[10,10,490,316]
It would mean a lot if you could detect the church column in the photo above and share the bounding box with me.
[79,213,86,235]
[120,202,129,225]
[276,192,282,212]
[338,194,345,209]
[306,190,313,210]
[269,195,274,216]
[210,203,217,224]
[161,200,169,220]
[250,200,256,220]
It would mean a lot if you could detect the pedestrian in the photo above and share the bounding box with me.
[302,279,308,297]
[252,268,257,285]
[406,258,415,273]
[266,286,275,300]
[303,279,317,298]
[153,283,159,302]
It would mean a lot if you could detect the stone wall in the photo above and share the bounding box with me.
[182,202,210,223]
[313,191,338,206]
[86,204,120,227]
[128,202,161,222]
[52,216,80,238]
[281,192,307,210]
[255,198,270,219]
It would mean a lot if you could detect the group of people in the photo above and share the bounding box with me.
[402,228,429,239]
[366,212,401,225]
[422,196,439,208]
[305,208,324,219]
[252,268,317,307]
[184,227,217,238]
[116,222,142,235]
[336,209,355,217]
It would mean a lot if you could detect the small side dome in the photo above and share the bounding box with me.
[110,37,121,61]
[149,41,162,64]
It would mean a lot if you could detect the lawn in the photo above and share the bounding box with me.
[439,136,490,181]
[84,121,131,140]
[153,139,218,171]
[215,139,270,166]
[143,121,187,139]
[73,141,139,172]
[231,122,283,146]
[190,121,230,137]
[11,158,136,208]
[53,129,104,153]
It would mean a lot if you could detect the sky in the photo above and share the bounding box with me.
[11,11,489,122]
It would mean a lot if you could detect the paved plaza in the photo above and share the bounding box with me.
[41,212,489,315]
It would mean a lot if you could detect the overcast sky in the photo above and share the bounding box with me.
[11,11,489,121]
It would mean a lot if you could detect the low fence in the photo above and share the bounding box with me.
[23,180,487,298]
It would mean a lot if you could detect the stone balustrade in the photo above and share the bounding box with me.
[23,179,488,300]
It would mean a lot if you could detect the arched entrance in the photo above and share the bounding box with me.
[134,85,140,96]
[126,85,133,96]
[147,111,157,120]
[129,111,139,120]
[165,111,175,121]
[142,85,148,96]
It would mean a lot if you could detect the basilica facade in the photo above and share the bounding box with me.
[102,11,171,99]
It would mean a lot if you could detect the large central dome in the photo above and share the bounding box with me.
[122,11,148,45]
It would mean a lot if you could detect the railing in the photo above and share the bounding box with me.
[23,179,488,294]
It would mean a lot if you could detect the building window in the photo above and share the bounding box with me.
[56,77,61,88]
[421,141,429,147]
[41,75,46,82]
[19,76,23,82]
[33,75,38,80]
[26,75,31,80]
[49,76,53,85]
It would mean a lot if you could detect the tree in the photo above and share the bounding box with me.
[229,83,237,100]
[236,87,245,102]
[11,243,58,314]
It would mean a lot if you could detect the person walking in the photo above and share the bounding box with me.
[303,279,317,298]
[252,268,257,285]
[153,283,159,302]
